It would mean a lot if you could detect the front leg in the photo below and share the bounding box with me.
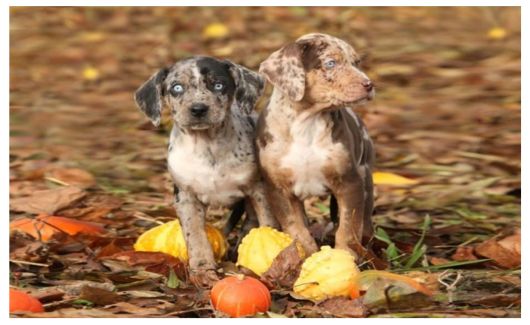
[174,190,218,286]
[263,182,318,254]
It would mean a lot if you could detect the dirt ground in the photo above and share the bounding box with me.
[10,7,520,317]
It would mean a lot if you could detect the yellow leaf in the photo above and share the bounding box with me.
[487,27,507,40]
[373,172,418,186]
[212,45,234,56]
[82,67,100,81]
[202,23,229,39]
[81,32,105,42]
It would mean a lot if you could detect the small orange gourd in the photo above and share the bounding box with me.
[210,275,271,317]
[10,288,44,313]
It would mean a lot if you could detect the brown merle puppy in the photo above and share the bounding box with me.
[134,56,279,285]
[257,33,380,265]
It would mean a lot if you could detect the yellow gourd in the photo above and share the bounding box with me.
[293,246,360,301]
[237,227,305,276]
[134,219,226,262]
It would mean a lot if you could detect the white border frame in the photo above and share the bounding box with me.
[3,1,525,323]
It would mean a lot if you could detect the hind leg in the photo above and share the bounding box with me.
[362,166,375,243]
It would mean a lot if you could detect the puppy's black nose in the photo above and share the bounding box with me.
[362,80,374,92]
[190,103,209,118]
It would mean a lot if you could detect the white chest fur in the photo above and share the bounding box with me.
[280,114,341,200]
[167,132,255,207]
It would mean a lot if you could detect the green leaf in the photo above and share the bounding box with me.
[386,243,400,261]
[375,227,402,266]
[375,227,392,245]
[72,299,94,307]
[404,244,427,269]
[166,268,180,289]
[404,215,431,269]
[315,202,330,214]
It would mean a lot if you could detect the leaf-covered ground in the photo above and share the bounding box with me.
[10,7,520,318]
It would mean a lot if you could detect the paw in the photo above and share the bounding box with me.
[189,268,220,288]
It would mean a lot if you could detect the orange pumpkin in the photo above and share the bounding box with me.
[210,275,271,317]
[10,214,106,241]
[10,288,44,313]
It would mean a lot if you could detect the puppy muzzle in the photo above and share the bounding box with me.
[190,103,209,118]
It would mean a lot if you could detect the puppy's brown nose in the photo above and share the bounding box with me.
[362,80,374,92]
[190,103,209,118]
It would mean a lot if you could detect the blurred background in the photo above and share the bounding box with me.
[10,6,520,265]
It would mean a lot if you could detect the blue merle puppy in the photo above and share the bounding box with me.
[134,56,278,285]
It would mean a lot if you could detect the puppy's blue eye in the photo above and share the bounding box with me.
[324,60,336,69]
[172,84,184,93]
[214,82,224,91]
[172,84,184,94]
[170,84,184,96]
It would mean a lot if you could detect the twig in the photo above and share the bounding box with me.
[455,150,518,165]
[437,270,463,303]
[10,259,50,267]
[131,211,164,225]
[44,176,70,186]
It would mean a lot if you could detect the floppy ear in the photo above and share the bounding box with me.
[134,67,169,127]
[259,42,306,102]
[226,61,265,114]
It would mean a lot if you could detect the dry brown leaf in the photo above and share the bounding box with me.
[48,280,116,297]
[315,297,368,318]
[78,286,122,306]
[94,238,131,258]
[498,230,521,255]
[475,231,521,268]
[10,181,50,198]
[261,242,304,289]
[24,308,119,318]
[59,206,113,223]
[46,168,96,189]
[429,256,451,265]
[103,301,173,316]
[10,186,86,214]
[452,246,478,261]
[31,288,64,303]
[9,232,47,262]
[104,251,188,280]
